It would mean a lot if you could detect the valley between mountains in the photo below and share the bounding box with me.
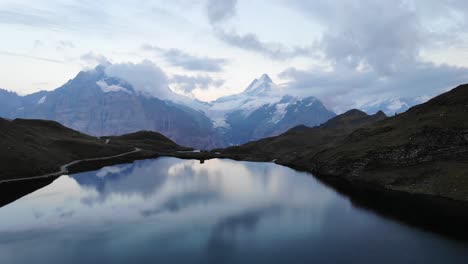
[1,83,468,205]
[2,81,468,242]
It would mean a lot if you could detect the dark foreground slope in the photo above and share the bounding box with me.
[220,84,468,202]
[0,118,187,181]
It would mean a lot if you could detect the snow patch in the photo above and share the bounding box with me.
[304,98,317,107]
[96,80,132,94]
[387,99,407,112]
[212,117,229,128]
[358,95,432,115]
[38,96,46,104]
[209,74,285,119]
[271,103,289,124]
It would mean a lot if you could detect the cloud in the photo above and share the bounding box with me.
[33,40,43,49]
[32,81,52,86]
[310,1,423,74]
[0,50,63,63]
[206,0,313,60]
[104,60,174,99]
[280,62,468,111]
[142,44,228,72]
[206,0,237,25]
[277,0,468,112]
[170,74,225,93]
[56,40,75,51]
[0,2,113,33]
[80,52,110,66]
[215,29,313,60]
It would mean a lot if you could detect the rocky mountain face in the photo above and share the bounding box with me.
[0,66,222,149]
[209,74,336,145]
[0,68,336,148]
[0,89,22,117]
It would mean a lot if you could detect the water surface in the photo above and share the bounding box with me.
[0,158,467,263]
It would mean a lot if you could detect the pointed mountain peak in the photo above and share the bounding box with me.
[258,73,272,83]
[245,78,259,91]
[375,110,387,118]
[243,74,276,94]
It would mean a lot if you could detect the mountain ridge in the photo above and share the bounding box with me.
[0,68,336,148]
[217,83,468,202]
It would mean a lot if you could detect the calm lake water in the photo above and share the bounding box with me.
[0,157,467,263]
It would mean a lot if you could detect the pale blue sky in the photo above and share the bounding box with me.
[1,0,468,111]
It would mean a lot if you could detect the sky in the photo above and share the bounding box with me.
[1,0,468,112]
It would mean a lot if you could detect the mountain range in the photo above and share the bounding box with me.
[219,84,468,202]
[360,96,430,116]
[0,66,335,148]
[2,82,468,241]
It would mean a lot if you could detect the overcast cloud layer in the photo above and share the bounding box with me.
[277,0,468,110]
[1,0,468,111]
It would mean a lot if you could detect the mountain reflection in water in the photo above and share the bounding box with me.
[0,157,467,264]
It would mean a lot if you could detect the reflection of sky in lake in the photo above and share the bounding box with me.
[0,157,467,264]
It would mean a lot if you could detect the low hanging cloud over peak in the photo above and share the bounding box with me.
[104,60,174,100]
[142,44,228,72]
[170,74,225,94]
[80,52,110,66]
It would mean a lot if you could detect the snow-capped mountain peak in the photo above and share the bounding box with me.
[243,74,278,96]
[258,73,272,83]
[0,68,336,149]
[210,74,284,114]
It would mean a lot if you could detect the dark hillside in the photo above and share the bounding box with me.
[0,119,186,181]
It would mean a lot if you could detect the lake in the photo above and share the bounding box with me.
[0,157,467,263]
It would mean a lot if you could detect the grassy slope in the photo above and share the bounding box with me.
[103,131,191,152]
[0,119,185,180]
[312,84,468,200]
